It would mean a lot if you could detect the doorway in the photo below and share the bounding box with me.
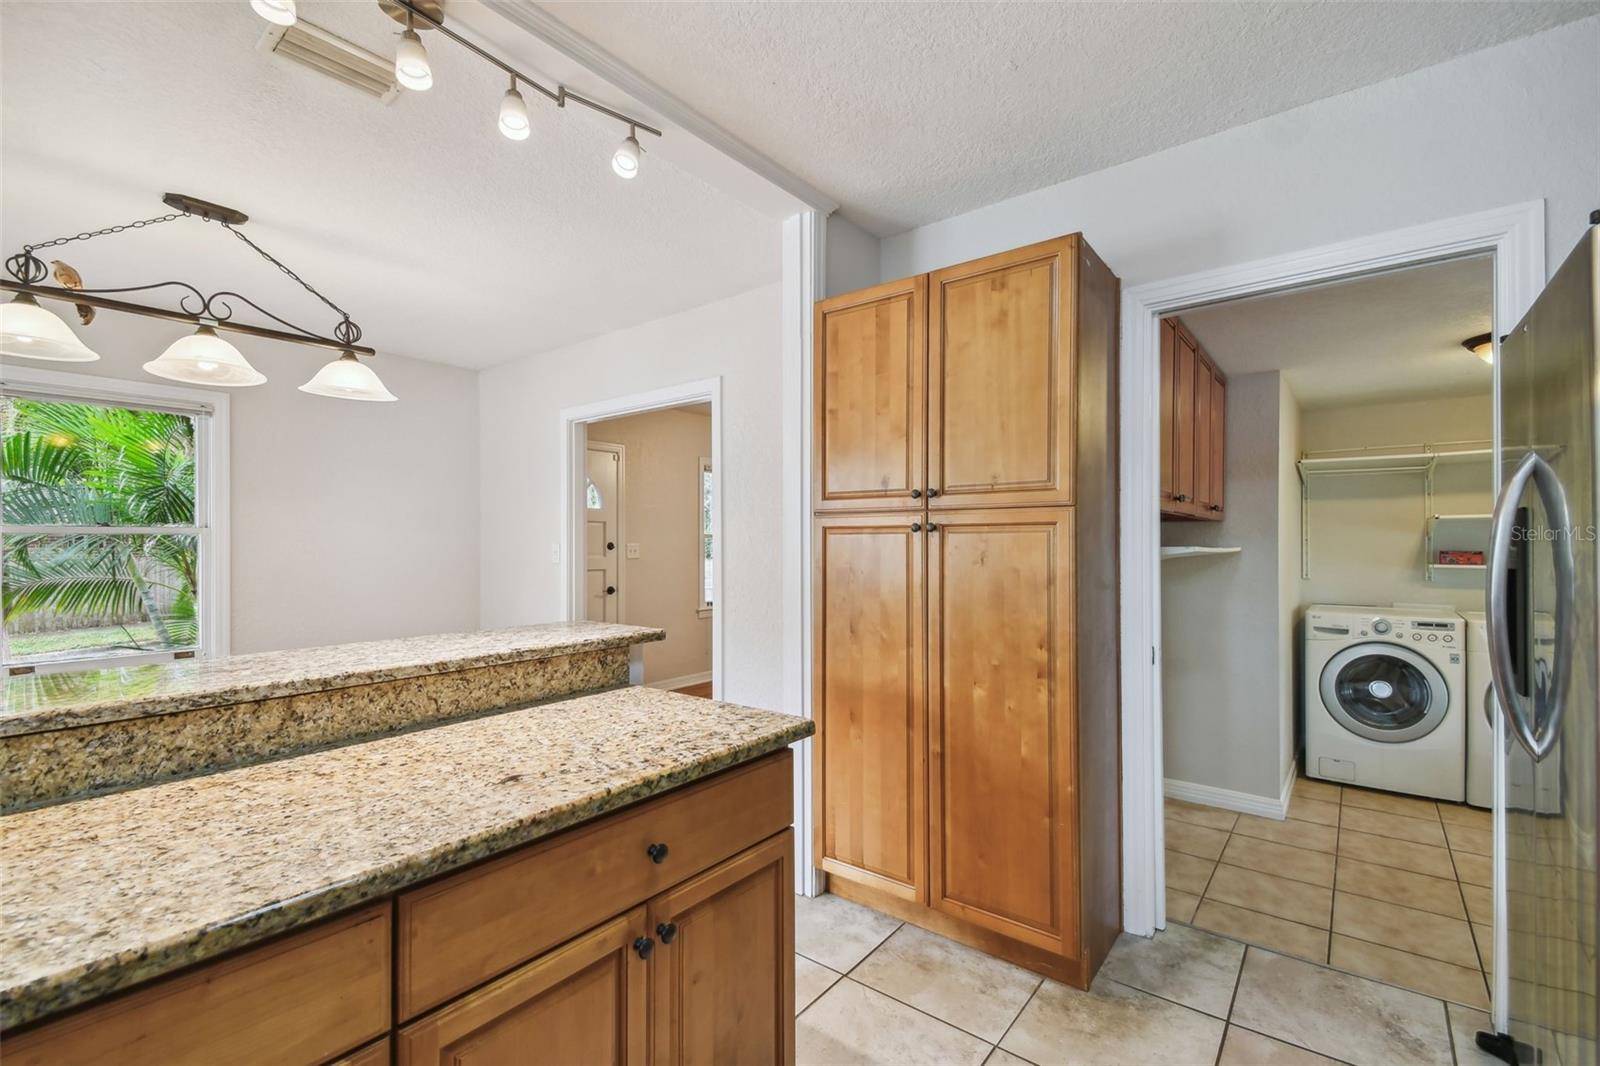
[584,442,624,623]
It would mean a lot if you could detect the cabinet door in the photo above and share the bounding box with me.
[397,909,648,1066]
[1191,355,1215,516]
[649,831,794,1066]
[928,237,1077,509]
[1208,370,1227,518]
[1159,318,1177,507]
[814,276,927,511]
[813,513,927,901]
[926,509,1078,956]
[1170,324,1197,512]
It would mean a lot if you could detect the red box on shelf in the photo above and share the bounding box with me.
[1438,550,1485,565]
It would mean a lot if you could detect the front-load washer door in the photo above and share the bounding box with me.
[1319,642,1450,743]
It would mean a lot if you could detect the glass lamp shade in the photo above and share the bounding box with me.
[0,293,100,362]
[299,351,397,402]
[143,326,267,386]
[250,0,297,26]
[611,133,641,179]
[499,87,531,141]
[395,30,433,91]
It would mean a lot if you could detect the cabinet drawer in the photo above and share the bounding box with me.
[398,750,793,1019]
[4,904,390,1066]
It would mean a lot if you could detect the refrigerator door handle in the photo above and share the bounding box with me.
[1486,451,1577,762]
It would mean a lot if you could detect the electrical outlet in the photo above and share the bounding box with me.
[626,543,641,559]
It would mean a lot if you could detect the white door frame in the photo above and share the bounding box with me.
[559,379,724,698]
[581,440,626,624]
[1119,202,1544,1026]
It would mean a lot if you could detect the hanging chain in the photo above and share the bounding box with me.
[219,222,355,327]
[22,212,188,256]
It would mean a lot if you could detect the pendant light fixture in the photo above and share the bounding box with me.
[300,350,398,402]
[394,12,433,92]
[250,0,297,26]
[612,127,642,180]
[3,192,395,403]
[1462,332,1495,365]
[0,292,100,362]
[143,326,267,387]
[498,75,530,141]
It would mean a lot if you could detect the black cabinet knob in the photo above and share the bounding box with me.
[910,522,922,533]
[607,541,615,551]
[910,489,922,499]
[927,523,939,532]
[1174,494,1188,503]
[656,922,678,944]
[633,937,655,960]
[646,842,669,864]
[606,585,616,595]
[927,488,940,498]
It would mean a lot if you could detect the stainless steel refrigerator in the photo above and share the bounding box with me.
[1485,214,1599,1065]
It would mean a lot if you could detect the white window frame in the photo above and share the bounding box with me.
[697,455,713,617]
[0,365,230,674]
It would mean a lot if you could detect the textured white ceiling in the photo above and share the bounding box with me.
[1180,255,1493,409]
[0,1,779,369]
[538,1,1600,237]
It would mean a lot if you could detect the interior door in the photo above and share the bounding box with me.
[585,444,621,622]
[813,276,927,512]
[648,831,793,1066]
[813,513,926,901]
[926,508,1077,956]
[928,237,1077,510]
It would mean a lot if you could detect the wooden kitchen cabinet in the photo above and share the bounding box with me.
[648,831,794,1066]
[812,513,926,902]
[1160,316,1227,520]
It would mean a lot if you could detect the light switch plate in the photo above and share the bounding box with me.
[626,543,641,559]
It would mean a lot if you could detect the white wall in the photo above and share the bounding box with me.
[478,284,785,711]
[7,315,481,653]
[881,18,1599,285]
[1277,379,1303,783]
[588,406,713,686]
[824,213,882,298]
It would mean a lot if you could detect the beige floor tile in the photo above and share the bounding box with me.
[1438,803,1492,829]
[795,893,902,973]
[796,954,842,1015]
[795,979,991,1065]
[1234,814,1339,854]
[1328,934,1490,1010]
[1472,923,1495,983]
[984,1050,1033,1066]
[1453,850,1493,887]
[1341,787,1441,821]
[1334,857,1466,919]
[1217,1025,1344,1065]
[1098,924,1245,1019]
[1461,882,1493,926]
[1287,797,1341,827]
[1206,864,1333,928]
[1448,1004,1507,1066]
[1338,829,1457,880]
[1222,835,1336,888]
[1192,900,1329,964]
[999,977,1225,1066]
[1293,778,1343,804]
[1231,947,1452,1065]
[1168,887,1202,923]
[1331,893,1480,969]
[1445,822,1494,857]
[1167,816,1230,861]
[1166,848,1217,895]
[1166,797,1240,832]
[852,924,1040,1043]
[1339,805,1448,847]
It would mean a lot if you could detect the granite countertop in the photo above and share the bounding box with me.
[0,686,811,1029]
[0,621,664,736]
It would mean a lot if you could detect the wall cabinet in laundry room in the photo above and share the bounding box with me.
[1160,316,1227,520]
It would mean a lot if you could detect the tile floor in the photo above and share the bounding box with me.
[1165,777,1493,1012]
[794,891,1499,1065]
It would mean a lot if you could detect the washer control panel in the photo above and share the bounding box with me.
[1354,615,1459,645]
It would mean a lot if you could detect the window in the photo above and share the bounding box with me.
[1,371,225,673]
[698,456,713,614]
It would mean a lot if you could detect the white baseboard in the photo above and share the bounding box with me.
[1165,768,1293,821]
[647,670,712,692]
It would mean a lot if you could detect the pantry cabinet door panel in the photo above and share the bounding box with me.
[927,509,1077,955]
[813,514,927,900]
[1159,318,1177,507]
[814,277,927,512]
[1171,325,1197,513]
[1209,371,1227,517]
[929,238,1076,509]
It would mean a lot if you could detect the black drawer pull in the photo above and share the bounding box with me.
[656,922,678,944]
[646,842,669,864]
[634,937,655,959]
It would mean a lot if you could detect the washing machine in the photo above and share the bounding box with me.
[1304,605,1465,801]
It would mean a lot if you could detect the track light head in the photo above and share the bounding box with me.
[395,23,433,91]
[499,79,530,141]
[612,128,641,180]
[250,0,297,26]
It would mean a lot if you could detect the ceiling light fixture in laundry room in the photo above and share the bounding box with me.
[249,0,661,175]
[1462,332,1495,365]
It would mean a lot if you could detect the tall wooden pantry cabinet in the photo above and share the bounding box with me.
[811,234,1122,987]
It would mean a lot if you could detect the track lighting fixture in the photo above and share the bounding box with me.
[612,127,642,180]
[3,192,396,403]
[394,14,433,92]
[250,0,296,26]
[498,76,530,141]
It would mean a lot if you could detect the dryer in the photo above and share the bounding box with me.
[1304,605,1465,801]
[1462,610,1495,809]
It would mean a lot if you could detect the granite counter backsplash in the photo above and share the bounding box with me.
[0,686,812,1030]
